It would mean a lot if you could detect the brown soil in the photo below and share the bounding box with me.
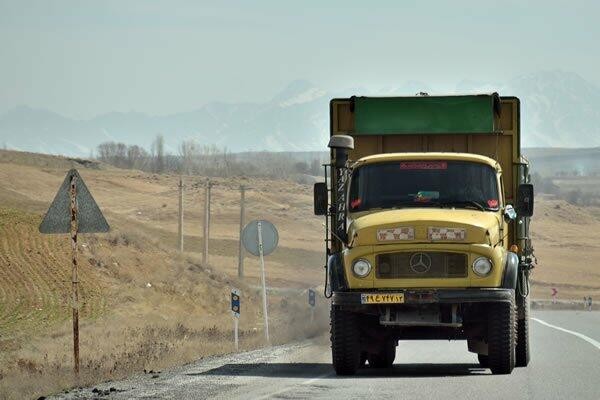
[0,151,327,399]
[0,149,599,398]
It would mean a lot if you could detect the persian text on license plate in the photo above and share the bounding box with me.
[361,293,404,304]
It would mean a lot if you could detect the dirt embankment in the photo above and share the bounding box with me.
[0,151,328,399]
[1,150,600,398]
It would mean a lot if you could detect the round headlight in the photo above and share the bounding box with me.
[473,257,492,276]
[352,259,372,277]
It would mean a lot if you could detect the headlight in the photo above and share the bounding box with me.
[472,257,492,276]
[352,259,372,278]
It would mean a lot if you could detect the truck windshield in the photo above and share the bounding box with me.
[349,160,499,212]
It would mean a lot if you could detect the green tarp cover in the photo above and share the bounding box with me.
[353,95,497,135]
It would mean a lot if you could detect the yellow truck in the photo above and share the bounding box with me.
[313,93,535,375]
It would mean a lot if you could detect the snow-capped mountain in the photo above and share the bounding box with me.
[455,71,600,148]
[506,71,600,147]
[1,72,599,157]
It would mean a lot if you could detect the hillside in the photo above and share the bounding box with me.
[3,71,600,156]
[0,151,327,399]
[1,150,600,397]
[525,147,600,176]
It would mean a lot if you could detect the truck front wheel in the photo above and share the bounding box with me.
[487,300,516,375]
[330,306,361,375]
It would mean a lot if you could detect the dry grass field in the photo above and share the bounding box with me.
[0,149,599,398]
[529,197,600,299]
[0,150,327,399]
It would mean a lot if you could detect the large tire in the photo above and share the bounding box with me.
[330,306,361,375]
[368,340,396,368]
[487,299,516,375]
[516,297,530,367]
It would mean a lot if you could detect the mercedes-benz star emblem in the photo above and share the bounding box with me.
[409,252,431,274]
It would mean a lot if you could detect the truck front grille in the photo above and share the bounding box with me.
[376,252,467,279]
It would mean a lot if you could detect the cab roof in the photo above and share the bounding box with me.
[353,152,501,171]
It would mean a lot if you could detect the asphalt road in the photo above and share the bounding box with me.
[53,311,600,400]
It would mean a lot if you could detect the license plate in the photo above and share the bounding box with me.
[361,293,404,304]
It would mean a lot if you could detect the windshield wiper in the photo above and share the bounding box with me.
[359,201,439,212]
[437,200,486,211]
[366,200,488,211]
[394,201,444,209]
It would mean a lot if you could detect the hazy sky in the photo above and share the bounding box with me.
[1,0,599,118]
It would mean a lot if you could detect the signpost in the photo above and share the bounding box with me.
[178,177,184,253]
[242,220,278,344]
[203,180,212,264]
[39,169,109,375]
[231,288,241,351]
[237,186,246,278]
[308,288,316,323]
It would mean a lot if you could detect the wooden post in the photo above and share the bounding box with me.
[178,177,184,253]
[39,169,110,377]
[238,186,245,278]
[203,180,211,264]
[69,174,80,375]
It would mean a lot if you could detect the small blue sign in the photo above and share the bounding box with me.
[308,288,316,307]
[231,288,240,317]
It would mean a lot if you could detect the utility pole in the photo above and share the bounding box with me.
[203,179,212,264]
[238,185,245,278]
[178,177,184,253]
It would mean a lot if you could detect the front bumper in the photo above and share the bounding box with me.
[331,288,514,306]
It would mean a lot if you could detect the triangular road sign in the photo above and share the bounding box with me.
[39,169,110,234]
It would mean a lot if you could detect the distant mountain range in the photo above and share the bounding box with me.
[1,71,599,157]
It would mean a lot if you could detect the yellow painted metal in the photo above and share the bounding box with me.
[348,208,501,247]
[345,206,506,289]
[329,96,521,290]
[353,152,501,170]
[343,242,506,289]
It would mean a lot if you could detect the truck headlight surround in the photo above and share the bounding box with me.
[472,257,493,276]
[352,259,372,278]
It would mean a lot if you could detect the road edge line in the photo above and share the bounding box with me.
[254,371,334,400]
[532,317,600,351]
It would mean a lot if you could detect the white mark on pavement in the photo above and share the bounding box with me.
[254,371,334,400]
[532,317,600,351]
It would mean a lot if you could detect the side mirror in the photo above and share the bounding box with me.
[516,183,534,217]
[313,182,328,216]
[504,204,517,221]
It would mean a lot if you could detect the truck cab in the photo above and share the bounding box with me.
[314,94,534,375]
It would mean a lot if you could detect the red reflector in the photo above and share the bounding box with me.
[400,161,447,170]
[487,199,499,208]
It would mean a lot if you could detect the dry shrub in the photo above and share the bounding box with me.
[0,284,329,400]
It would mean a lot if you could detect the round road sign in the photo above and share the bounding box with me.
[242,220,278,256]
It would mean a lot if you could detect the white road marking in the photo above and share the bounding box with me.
[254,371,334,400]
[532,317,600,351]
